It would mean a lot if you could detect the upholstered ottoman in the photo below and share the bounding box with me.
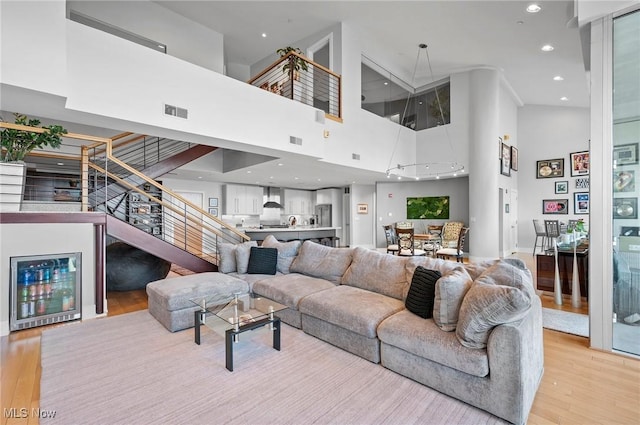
[146,272,250,332]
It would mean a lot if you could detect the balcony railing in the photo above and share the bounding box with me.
[248,51,342,122]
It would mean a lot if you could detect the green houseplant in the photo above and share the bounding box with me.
[1,113,67,163]
[276,47,309,78]
[0,113,67,211]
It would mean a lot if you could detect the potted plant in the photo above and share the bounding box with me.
[0,113,67,211]
[276,47,309,80]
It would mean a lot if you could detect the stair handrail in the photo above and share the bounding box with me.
[0,121,250,253]
[85,140,250,242]
[88,160,247,244]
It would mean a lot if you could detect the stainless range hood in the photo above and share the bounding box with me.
[263,187,283,209]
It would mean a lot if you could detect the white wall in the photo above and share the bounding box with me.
[349,184,376,248]
[517,105,590,252]
[67,0,224,73]
[376,177,470,248]
[0,223,100,336]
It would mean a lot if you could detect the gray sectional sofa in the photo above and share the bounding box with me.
[208,236,543,424]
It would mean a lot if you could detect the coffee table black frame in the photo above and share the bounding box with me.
[194,305,282,372]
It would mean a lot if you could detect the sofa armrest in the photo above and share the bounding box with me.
[485,296,544,425]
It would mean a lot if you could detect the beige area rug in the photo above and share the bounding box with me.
[40,311,507,425]
[542,307,589,337]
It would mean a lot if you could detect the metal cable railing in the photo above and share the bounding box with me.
[85,137,249,262]
[248,51,342,121]
[1,122,249,268]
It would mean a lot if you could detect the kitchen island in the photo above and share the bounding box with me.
[240,227,341,246]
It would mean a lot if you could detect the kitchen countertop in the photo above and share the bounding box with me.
[239,226,340,233]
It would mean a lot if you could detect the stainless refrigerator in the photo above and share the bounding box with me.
[315,204,332,227]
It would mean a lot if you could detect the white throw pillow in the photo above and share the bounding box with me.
[235,241,258,274]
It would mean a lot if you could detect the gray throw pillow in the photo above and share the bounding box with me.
[261,235,302,274]
[235,241,258,274]
[218,243,237,273]
[290,241,353,283]
[433,266,473,331]
[455,259,534,349]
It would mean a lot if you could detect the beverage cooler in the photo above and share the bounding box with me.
[10,252,82,331]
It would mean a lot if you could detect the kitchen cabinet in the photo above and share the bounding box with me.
[223,184,263,215]
[127,184,163,236]
[284,189,314,215]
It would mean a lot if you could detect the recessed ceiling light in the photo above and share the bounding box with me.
[560,96,569,101]
[553,75,564,81]
[261,33,267,38]
[294,176,299,180]
[277,163,283,166]
[541,44,554,52]
[526,4,541,13]
[383,82,388,86]
[246,170,252,174]
[197,176,203,179]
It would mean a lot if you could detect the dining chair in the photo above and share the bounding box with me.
[544,220,561,246]
[440,221,464,248]
[396,227,427,256]
[383,225,399,255]
[436,227,469,262]
[532,219,549,256]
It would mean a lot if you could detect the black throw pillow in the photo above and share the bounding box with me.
[405,266,442,319]
[247,247,278,275]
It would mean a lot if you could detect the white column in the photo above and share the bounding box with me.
[468,69,500,259]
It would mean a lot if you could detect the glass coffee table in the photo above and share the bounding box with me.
[191,292,287,371]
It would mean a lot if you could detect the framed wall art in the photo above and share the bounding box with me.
[357,203,368,214]
[208,198,218,207]
[406,196,450,219]
[536,159,564,179]
[574,192,589,214]
[501,143,511,176]
[555,181,568,194]
[613,198,638,219]
[613,143,639,166]
[542,199,569,215]
[614,170,635,192]
[576,178,589,189]
[510,146,518,171]
[570,151,589,176]
[208,208,218,216]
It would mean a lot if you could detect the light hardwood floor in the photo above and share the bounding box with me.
[2,262,639,425]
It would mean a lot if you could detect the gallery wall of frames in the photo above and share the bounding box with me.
[535,150,591,216]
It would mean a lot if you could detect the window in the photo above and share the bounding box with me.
[361,58,450,130]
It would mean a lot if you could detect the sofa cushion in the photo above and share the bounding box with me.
[378,309,489,377]
[433,266,473,331]
[218,241,258,273]
[261,235,301,274]
[235,241,258,274]
[218,243,237,273]
[406,257,497,282]
[290,241,353,284]
[456,259,534,349]
[342,247,409,300]
[405,267,442,319]
[146,272,249,312]
[247,246,278,275]
[252,273,336,310]
[299,285,404,338]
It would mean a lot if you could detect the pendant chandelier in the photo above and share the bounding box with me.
[385,44,464,180]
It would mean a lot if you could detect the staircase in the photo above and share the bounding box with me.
[85,133,249,271]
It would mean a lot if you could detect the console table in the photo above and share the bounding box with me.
[536,246,589,299]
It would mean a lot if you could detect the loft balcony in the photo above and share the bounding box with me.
[248,50,342,122]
